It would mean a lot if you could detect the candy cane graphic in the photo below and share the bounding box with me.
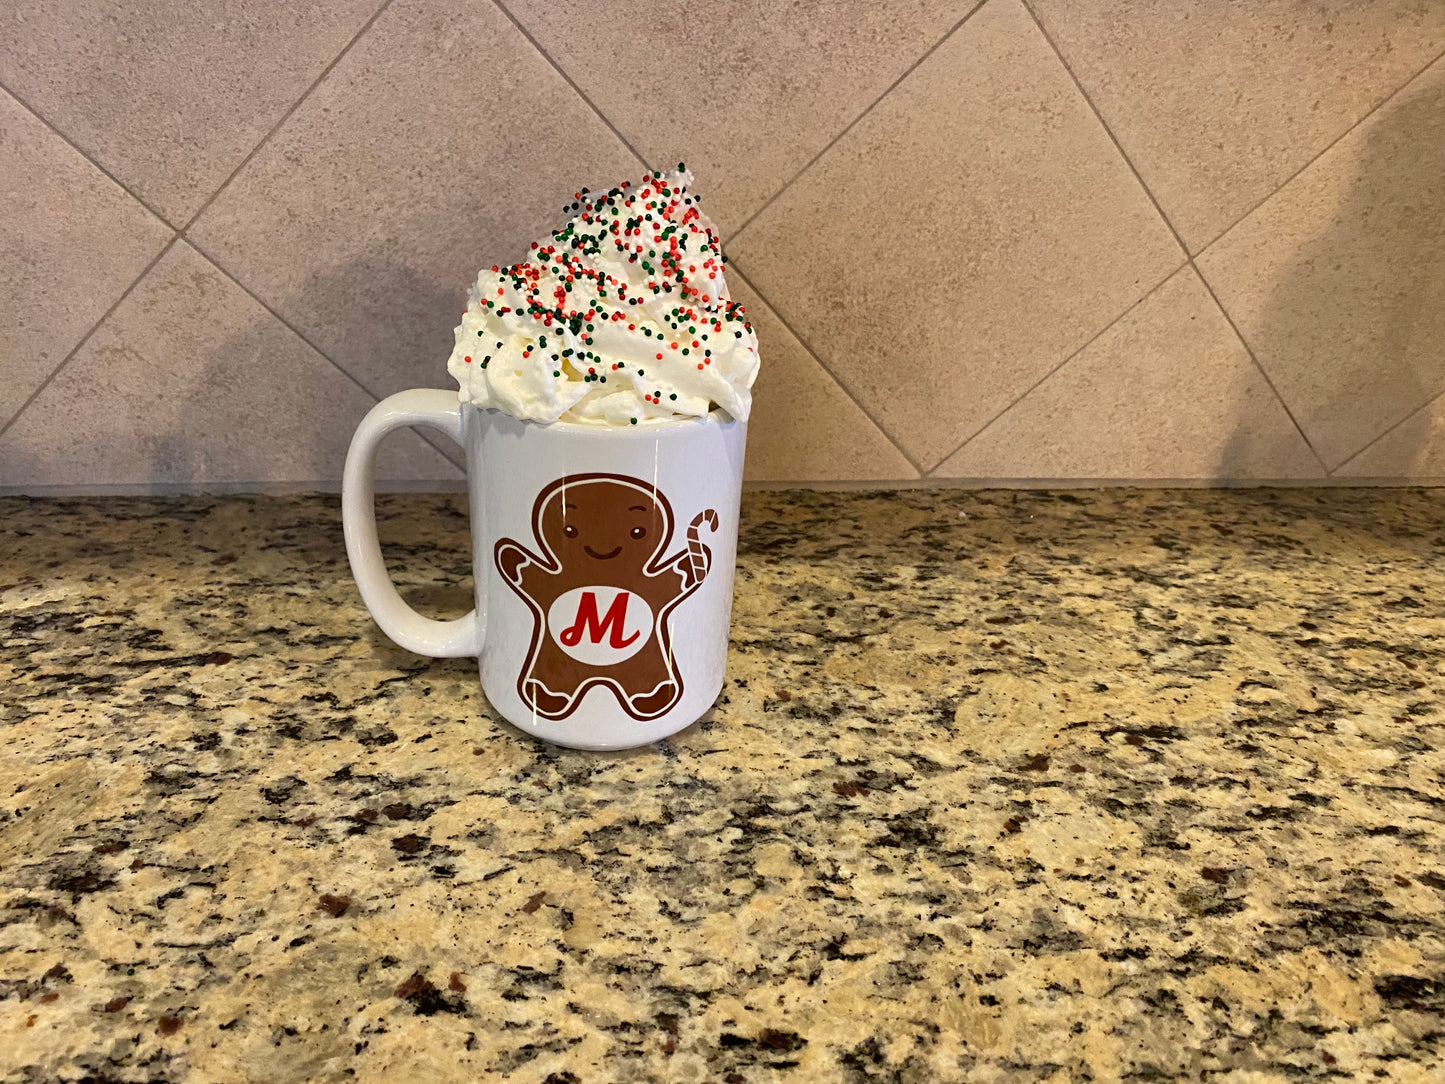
[686,509,718,585]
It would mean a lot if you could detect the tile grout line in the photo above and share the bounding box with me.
[2,1,464,472]
[1183,39,1445,476]
[725,263,927,478]
[1184,36,1445,474]
[15,475,1437,498]
[1191,42,1445,258]
[0,81,176,228]
[182,237,460,471]
[1020,0,1330,476]
[186,0,653,472]
[490,0,652,174]
[1193,41,1445,474]
[0,235,179,441]
[1330,386,1445,477]
[448,0,937,478]
[168,0,461,470]
[921,2,1197,477]
[1019,1,1189,258]
[180,0,398,233]
[925,259,1186,475]
[494,0,965,476]
[1189,268,1330,473]
[724,0,989,248]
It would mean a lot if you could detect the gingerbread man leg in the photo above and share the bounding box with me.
[522,639,591,718]
[520,679,571,717]
[624,641,681,718]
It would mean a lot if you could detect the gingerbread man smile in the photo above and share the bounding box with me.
[495,473,717,722]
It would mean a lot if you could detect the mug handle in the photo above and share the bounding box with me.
[342,389,480,658]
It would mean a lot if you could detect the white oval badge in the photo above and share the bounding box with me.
[546,585,654,667]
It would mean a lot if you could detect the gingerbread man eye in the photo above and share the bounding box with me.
[630,526,647,539]
[563,525,578,538]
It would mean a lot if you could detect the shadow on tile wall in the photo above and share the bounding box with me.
[1216,74,1445,481]
[0,243,458,490]
[269,252,467,405]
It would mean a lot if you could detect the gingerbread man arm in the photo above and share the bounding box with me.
[638,558,691,610]
[681,538,711,587]
[647,508,719,608]
[683,509,717,586]
[663,508,718,593]
[494,539,562,609]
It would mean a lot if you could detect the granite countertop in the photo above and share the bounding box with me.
[1,489,1442,1083]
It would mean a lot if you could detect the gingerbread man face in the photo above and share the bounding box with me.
[495,473,717,722]
[536,480,669,577]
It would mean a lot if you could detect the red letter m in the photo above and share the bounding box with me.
[559,591,639,649]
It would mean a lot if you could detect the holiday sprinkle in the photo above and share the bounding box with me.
[447,166,759,427]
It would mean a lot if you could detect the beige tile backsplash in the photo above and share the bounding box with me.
[502,0,980,236]
[188,0,645,413]
[1030,0,1445,254]
[730,0,1184,470]
[1196,55,1445,472]
[0,242,458,487]
[934,267,1323,480]
[0,0,385,224]
[0,89,172,429]
[2,0,1443,490]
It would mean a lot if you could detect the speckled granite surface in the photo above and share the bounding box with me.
[1,489,1443,1083]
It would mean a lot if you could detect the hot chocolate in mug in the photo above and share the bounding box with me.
[342,389,746,750]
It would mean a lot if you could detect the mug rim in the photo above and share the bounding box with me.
[464,402,741,435]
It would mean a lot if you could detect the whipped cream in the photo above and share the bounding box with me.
[447,167,759,426]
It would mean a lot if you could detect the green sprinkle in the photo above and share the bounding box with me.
[630,418,637,425]
[669,393,677,400]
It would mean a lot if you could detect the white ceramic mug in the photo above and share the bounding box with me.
[342,389,746,750]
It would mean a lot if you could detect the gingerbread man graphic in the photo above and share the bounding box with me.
[495,473,717,721]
